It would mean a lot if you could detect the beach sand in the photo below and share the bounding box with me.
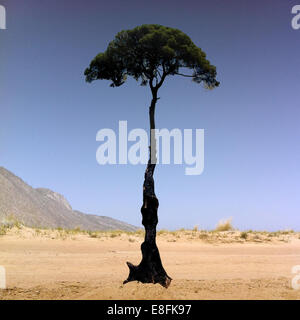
[0,227,300,300]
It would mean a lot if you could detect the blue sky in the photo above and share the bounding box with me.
[1,0,300,230]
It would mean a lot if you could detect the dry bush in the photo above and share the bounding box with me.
[215,218,233,232]
[240,231,248,239]
[199,233,208,240]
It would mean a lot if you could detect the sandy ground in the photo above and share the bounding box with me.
[0,227,300,300]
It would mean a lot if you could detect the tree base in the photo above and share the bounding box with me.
[123,261,172,288]
[123,154,172,288]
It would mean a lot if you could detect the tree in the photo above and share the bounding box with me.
[84,24,219,288]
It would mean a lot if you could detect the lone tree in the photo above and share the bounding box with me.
[85,24,219,288]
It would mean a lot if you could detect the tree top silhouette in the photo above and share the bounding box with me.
[84,24,219,91]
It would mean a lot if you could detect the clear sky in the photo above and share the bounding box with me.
[1,0,299,231]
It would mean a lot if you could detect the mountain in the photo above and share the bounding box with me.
[0,167,137,231]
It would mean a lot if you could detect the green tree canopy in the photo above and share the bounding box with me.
[84,24,219,90]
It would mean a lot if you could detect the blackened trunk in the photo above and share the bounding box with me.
[123,92,172,288]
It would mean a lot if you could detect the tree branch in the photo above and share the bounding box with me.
[156,72,166,89]
[149,78,155,96]
[156,69,162,79]
[175,72,194,78]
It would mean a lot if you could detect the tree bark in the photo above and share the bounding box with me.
[123,89,172,288]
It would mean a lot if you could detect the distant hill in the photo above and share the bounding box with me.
[0,167,137,231]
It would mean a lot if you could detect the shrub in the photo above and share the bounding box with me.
[110,233,118,238]
[240,232,248,239]
[0,225,7,236]
[215,218,233,232]
[199,233,208,240]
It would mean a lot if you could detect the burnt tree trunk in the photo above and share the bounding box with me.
[123,88,172,288]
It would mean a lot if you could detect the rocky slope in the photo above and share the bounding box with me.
[0,167,137,231]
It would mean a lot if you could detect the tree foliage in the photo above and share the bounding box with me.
[84,24,219,90]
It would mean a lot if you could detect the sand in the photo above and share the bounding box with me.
[0,227,300,300]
